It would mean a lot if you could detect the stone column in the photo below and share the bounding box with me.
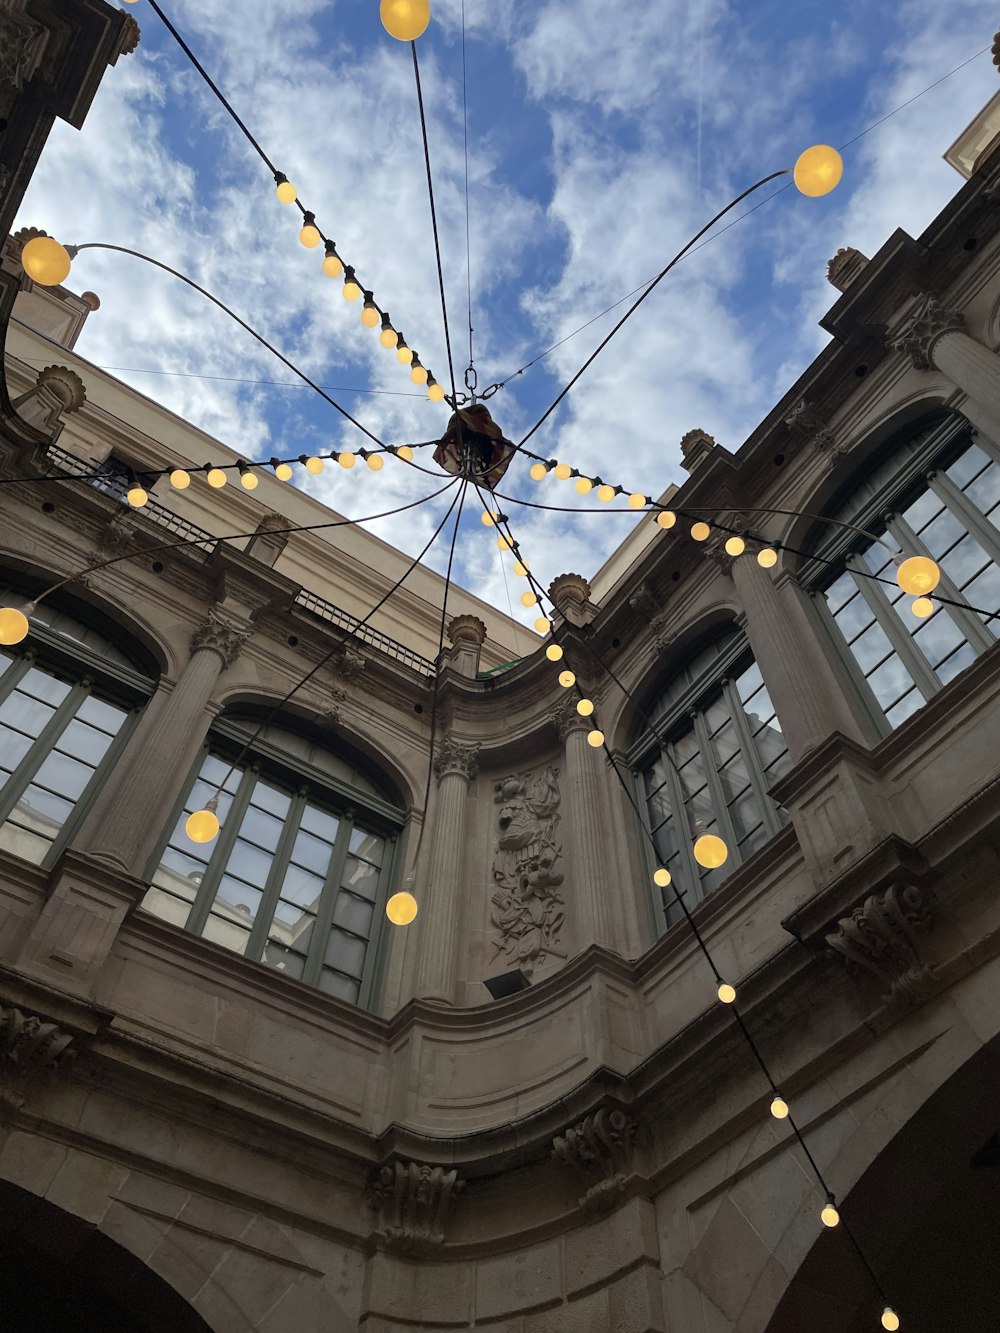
[730,556,869,762]
[891,295,1000,440]
[79,607,251,874]
[555,700,617,950]
[415,738,480,1003]
[446,615,487,679]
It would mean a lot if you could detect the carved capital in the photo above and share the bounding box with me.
[890,294,965,371]
[190,608,253,669]
[552,696,591,740]
[0,1004,75,1111]
[553,1107,641,1215]
[0,11,48,90]
[367,1160,464,1255]
[434,737,480,784]
[824,882,937,1005]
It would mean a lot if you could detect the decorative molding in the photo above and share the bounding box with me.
[0,10,48,90]
[552,1107,641,1215]
[627,580,669,650]
[784,398,843,460]
[99,511,141,558]
[367,1160,464,1256]
[0,1004,75,1112]
[35,366,86,414]
[333,645,366,681]
[490,766,565,977]
[117,14,141,57]
[890,294,965,371]
[433,737,480,784]
[190,607,253,669]
[824,882,937,1005]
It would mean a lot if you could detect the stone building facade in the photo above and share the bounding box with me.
[2,3,1000,1330]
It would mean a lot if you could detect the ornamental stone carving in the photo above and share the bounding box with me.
[190,608,252,669]
[826,246,869,292]
[552,696,592,741]
[679,428,717,473]
[824,882,937,1005]
[333,645,366,680]
[117,14,141,57]
[890,294,965,371]
[552,1106,641,1215]
[0,1004,75,1112]
[433,737,480,784]
[367,1159,464,1255]
[99,511,140,558]
[0,10,48,90]
[548,572,593,627]
[12,365,87,436]
[785,398,841,458]
[447,614,487,648]
[628,580,669,650]
[490,766,565,976]
[36,366,86,413]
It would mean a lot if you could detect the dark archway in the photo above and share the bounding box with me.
[0,1177,214,1333]
[765,1035,1000,1333]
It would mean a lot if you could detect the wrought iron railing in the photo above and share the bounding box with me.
[294,588,436,676]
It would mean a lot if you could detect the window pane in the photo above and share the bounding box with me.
[271,904,315,954]
[324,930,367,977]
[202,914,251,956]
[318,969,360,1004]
[278,863,325,909]
[289,827,336,876]
[342,856,380,902]
[333,890,374,938]
[0,688,57,738]
[349,827,384,867]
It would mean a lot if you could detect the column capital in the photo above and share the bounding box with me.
[889,294,965,370]
[433,736,480,784]
[190,606,253,669]
[552,696,591,741]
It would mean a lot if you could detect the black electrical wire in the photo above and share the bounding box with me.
[461,0,475,376]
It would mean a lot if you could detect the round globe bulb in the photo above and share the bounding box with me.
[185,808,220,844]
[513,562,529,577]
[397,446,414,462]
[0,607,30,646]
[411,364,429,385]
[386,891,419,925]
[127,485,148,508]
[323,253,343,279]
[821,1204,840,1228]
[717,982,737,1005]
[558,670,575,688]
[397,344,413,364]
[896,555,940,596]
[530,463,548,481]
[628,493,647,510]
[380,326,397,348]
[656,510,676,528]
[770,1096,789,1120]
[275,462,293,481]
[793,144,844,198]
[380,0,431,42]
[21,235,72,286]
[481,511,497,527]
[300,223,321,249]
[207,468,228,488]
[240,471,259,490]
[338,452,356,469]
[361,302,380,329]
[305,456,324,475]
[693,833,728,869]
[576,698,595,716]
[343,279,361,301]
[691,521,711,541]
[276,179,297,205]
[587,730,605,748]
[554,462,572,480]
[725,536,746,557]
[545,644,563,662]
[598,485,616,503]
[757,548,778,569]
[496,535,512,551]
[653,868,671,888]
[520,591,537,608]
[535,617,551,634]
[367,454,384,471]
[169,468,191,489]
[428,381,446,402]
[575,477,593,495]
[911,596,934,618]
[881,1310,900,1332]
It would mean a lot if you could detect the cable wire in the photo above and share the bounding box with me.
[461,0,474,375]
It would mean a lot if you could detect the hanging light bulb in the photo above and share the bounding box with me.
[366,453,384,471]
[0,603,33,646]
[274,173,297,205]
[530,462,549,481]
[820,1198,840,1228]
[535,617,551,634]
[770,1095,790,1120]
[427,375,446,402]
[793,145,844,197]
[305,456,324,475]
[127,482,148,508]
[396,445,414,462]
[380,0,431,42]
[169,468,191,489]
[185,798,220,844]
[598,484,616,503]
[757,547,778,568]
[911,596,934,618]
[513,561,529,577]
[361,292,380,328]
[693,833,728,868]
[554,462,572,480]
[587,730,605,747]
[881,1309,900,1331]
[274,462,293,481]
[379,312,397,348]
[299,212,321,248]
[725,536,746,557]
[396,333,413,364]
[575,477,593,495]
[545,644,564,662]
[628,493,647,510]
[240,469,259,490]
[653,868,671,888]
[386,890,419,924]
[691,521,711,541]
[20,235,72,286]
[558,670,576,688]
[496,534,512,551]
[717,982,737,1004]
[481,511,497,527]
[322,242,343,278]
[520,591,537,607]
[577,698,595,716]
[206,467,228,488]
[656,510,676,528]
[338,452,356,469]
[896,555,940,596]
[410,356,428,385]
[342,266,362,301]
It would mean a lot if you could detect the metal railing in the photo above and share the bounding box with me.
[294,587,436,677]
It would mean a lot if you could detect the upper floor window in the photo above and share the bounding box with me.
[143,716,405,1009]
[631,632,791,928]
[806,416,1000,735]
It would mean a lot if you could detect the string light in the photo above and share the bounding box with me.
[274,173,297,205]
[396,334,413,364]
[881,1309,900,1331]
[587,729,605,747]
[386,890,419,924]
[577,698,594,716]
[628,493,647,510]
[206,467,227,488]
[397,446,414,462]
[821,1198,840,1228]
[427,375,446,402]
[911,596,934,618]
[410,356,428,385]
[793,144,844,197]
[169,468,191,489]
[545,644,564,661]
[127,483,148,508]
[558,670,576,687]
[575,477,593,495]
[380,0,431,42]
[554,463,572,481]
[481,511,497,527]
[240,469,259,490]
[653,868,671,887]
[379,313,397,348]
[0,604,32,646]
[274,462,293,481]
[185,799,220,844]
[717,982,737,1004]
[305,456,324,475]
[367,453,384,471]
[338,452,356,469]
[725,536,746,557]
[757,547,778,568]
[322,242,343,278]
[342,266,361,301]
[513,562,529,576]
[896,555,940,596]
[530,463,548,481]
[535,617,551,633]
[497,534,512,551]
[693,833,728,868]
[520,591,538,607]
[598,484,616,503]
[770,1095,790,1120]
[299,212,321,248]
[361,292,380,328]
[656,510,676,528]
[691,521,710,541]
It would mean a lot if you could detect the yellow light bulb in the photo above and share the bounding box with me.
[575,477,593,494]
[361,299,380,328]
[0,606,30,645]
[558,670,576,688]
[513,562,529,577]
[397,446,414,462]
[185,808,220,844]
[597,485,616,503]
[380,0,431,42]
[397,343,413,364]
[428,380,446,402]
[821,1203,840,1228]
[770,1096,789,1120]
[587,729,605,748]
[520,591,538,607]
[691,521,711,541]
[881,1310,900,1332]
[481,511,497,527]
[169,468,191,489]
[725,536,745,557]
[530,462,548,481]
[305,456,324,475]
[554,462,572,480]
[497,535,512,551]
[653,868,671,888]
[338,452,356,469]
[299,221,321,249]
[206,468,228,488]
[656,510,676,528]
[911,596,934,618]
[127,485,148,508]
[276,179,297,205]
[367,454,384,471]
[380,325,397,348]
[793,144,844,198]
[545,644,563,662]
[343,276,361,301]
[411,363,429,385]
[576,698,594,716]
[275,462,293,481]
[240,471,259,490]
[717,982,737,1004]
[757,547,778,568]
[896,555,940,596]
[535,617,551,634]
[386,890,419,925]
[693,833,728,868]
[20,235,72,286]
[628,493,647,510]
[323,252,343,278]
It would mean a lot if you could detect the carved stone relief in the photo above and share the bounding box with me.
[552,1106,641,1215]
[889,294,965,371]
[824,881,937,1005]
[366,1159,464,1255]
[0,10,49,91]
[190,607,253,669]
[490,766,564,976]
[0,1004,75,1111]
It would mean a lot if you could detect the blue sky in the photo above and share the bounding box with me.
[15,0,1000,628]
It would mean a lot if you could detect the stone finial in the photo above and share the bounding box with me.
[367,1159,464,1256]
[116,14,141,58]
[889,293,965,370]
[433,737,480,784]
[992,28,1000,71]
[552,1106,641,1215]
[190,607,253,669]
[36,365,86,412]
[0,1004,76,1111]
[824,882,936,1005]
[679,428,717,473]
[826,247,870,293]
[548,572,594,628]
[446,614,487,678]
[11,364,86,437]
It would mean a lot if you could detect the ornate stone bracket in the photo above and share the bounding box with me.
[0,10,49,91]
[552,1106,641,1215]
[99,510,141,558]
[785,398,844,461]
[628,581,669,649]
[824,881,937,1005]
[190,607,253,669]
[889,294,965,371]
[366,1159,464,1256]
[433,737,480,784]
[11,364,87,438]
[0,1004,75,1112]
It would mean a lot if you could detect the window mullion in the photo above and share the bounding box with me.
[302,808,355,990]
[660,743,698,908]
[0,678,89,825]
[723,679,782,837]
[926,468,1000,569]
[692,710,741,867]
[970,429,1000,467]
[811,587,891,738]
[246,789,306,961]
[847,554,940,701]
[887,513,994,654]
[185,769,256,938]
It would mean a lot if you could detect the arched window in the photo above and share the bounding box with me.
[143,714,406,1009]
[631,631,791,928]
[804,415,1000,734]
[0,586,154,865]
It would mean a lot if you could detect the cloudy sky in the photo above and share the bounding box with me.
[15,0,999,627]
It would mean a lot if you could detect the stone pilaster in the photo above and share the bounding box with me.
[890,294,1000,441]
[555,700,616,950]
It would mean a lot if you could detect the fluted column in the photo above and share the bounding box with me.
[555,701,617,950]
[80,607,251,874]
[730,557,868,762]
[892,295,1000,439]
[415,738,480,1003]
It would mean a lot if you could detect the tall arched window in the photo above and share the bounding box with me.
[804,414,1000,734]
[631,631,791,928]
[143,714,406,1009]
[0,586,154,865]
